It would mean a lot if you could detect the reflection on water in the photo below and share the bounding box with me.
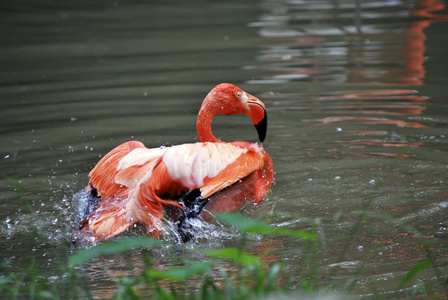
[1,0,448,298]
[248,0,448,86]
[248,0,448,164]
[246,0,448,297]
[262,88,430,160]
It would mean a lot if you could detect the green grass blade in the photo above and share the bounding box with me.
[204,247,262,266]
[399,259,433,289]
[216,213,316,241]
[147,261,215,281]
[69,237,163,267]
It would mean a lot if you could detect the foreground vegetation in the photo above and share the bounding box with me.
[0,212,446,299]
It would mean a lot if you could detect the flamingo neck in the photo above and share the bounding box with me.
[196,105,219,143]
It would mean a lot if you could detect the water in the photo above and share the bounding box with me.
[1,0,448,298]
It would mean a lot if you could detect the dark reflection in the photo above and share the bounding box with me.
[249,0,448,161]
[248,0,448,85]
[263,88,429,158]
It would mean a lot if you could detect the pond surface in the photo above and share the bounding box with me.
[1,0,448,298]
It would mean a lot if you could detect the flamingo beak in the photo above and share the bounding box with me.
[246,94,268,143]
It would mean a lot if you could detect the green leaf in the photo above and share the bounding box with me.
[37,291,58,299]
[205,247,261,266]
[147,261,215,281]
[217,213,316,241]
[69,237,163,267]
[399,259,433,289]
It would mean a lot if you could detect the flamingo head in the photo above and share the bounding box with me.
[199,83,268,142]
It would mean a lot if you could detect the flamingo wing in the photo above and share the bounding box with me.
[200,149,265,198]
[161,142,266,198]
[83,141,171,239]
[83,142,268,240]
[88,141,147,198]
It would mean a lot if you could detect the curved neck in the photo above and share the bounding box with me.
[196,105,219,143]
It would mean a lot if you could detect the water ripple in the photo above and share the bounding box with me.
[247,0,448,86]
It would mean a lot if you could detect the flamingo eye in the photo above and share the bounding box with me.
[237,91,249,105]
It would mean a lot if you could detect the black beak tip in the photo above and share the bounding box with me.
[254,114,268,143]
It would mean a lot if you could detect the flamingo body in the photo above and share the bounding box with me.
[80,83,274,241]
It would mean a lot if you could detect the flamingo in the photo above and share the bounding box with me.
[79,83,274,242]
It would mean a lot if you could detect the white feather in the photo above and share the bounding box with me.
[117,147,166,171]
[163,142,246,188]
